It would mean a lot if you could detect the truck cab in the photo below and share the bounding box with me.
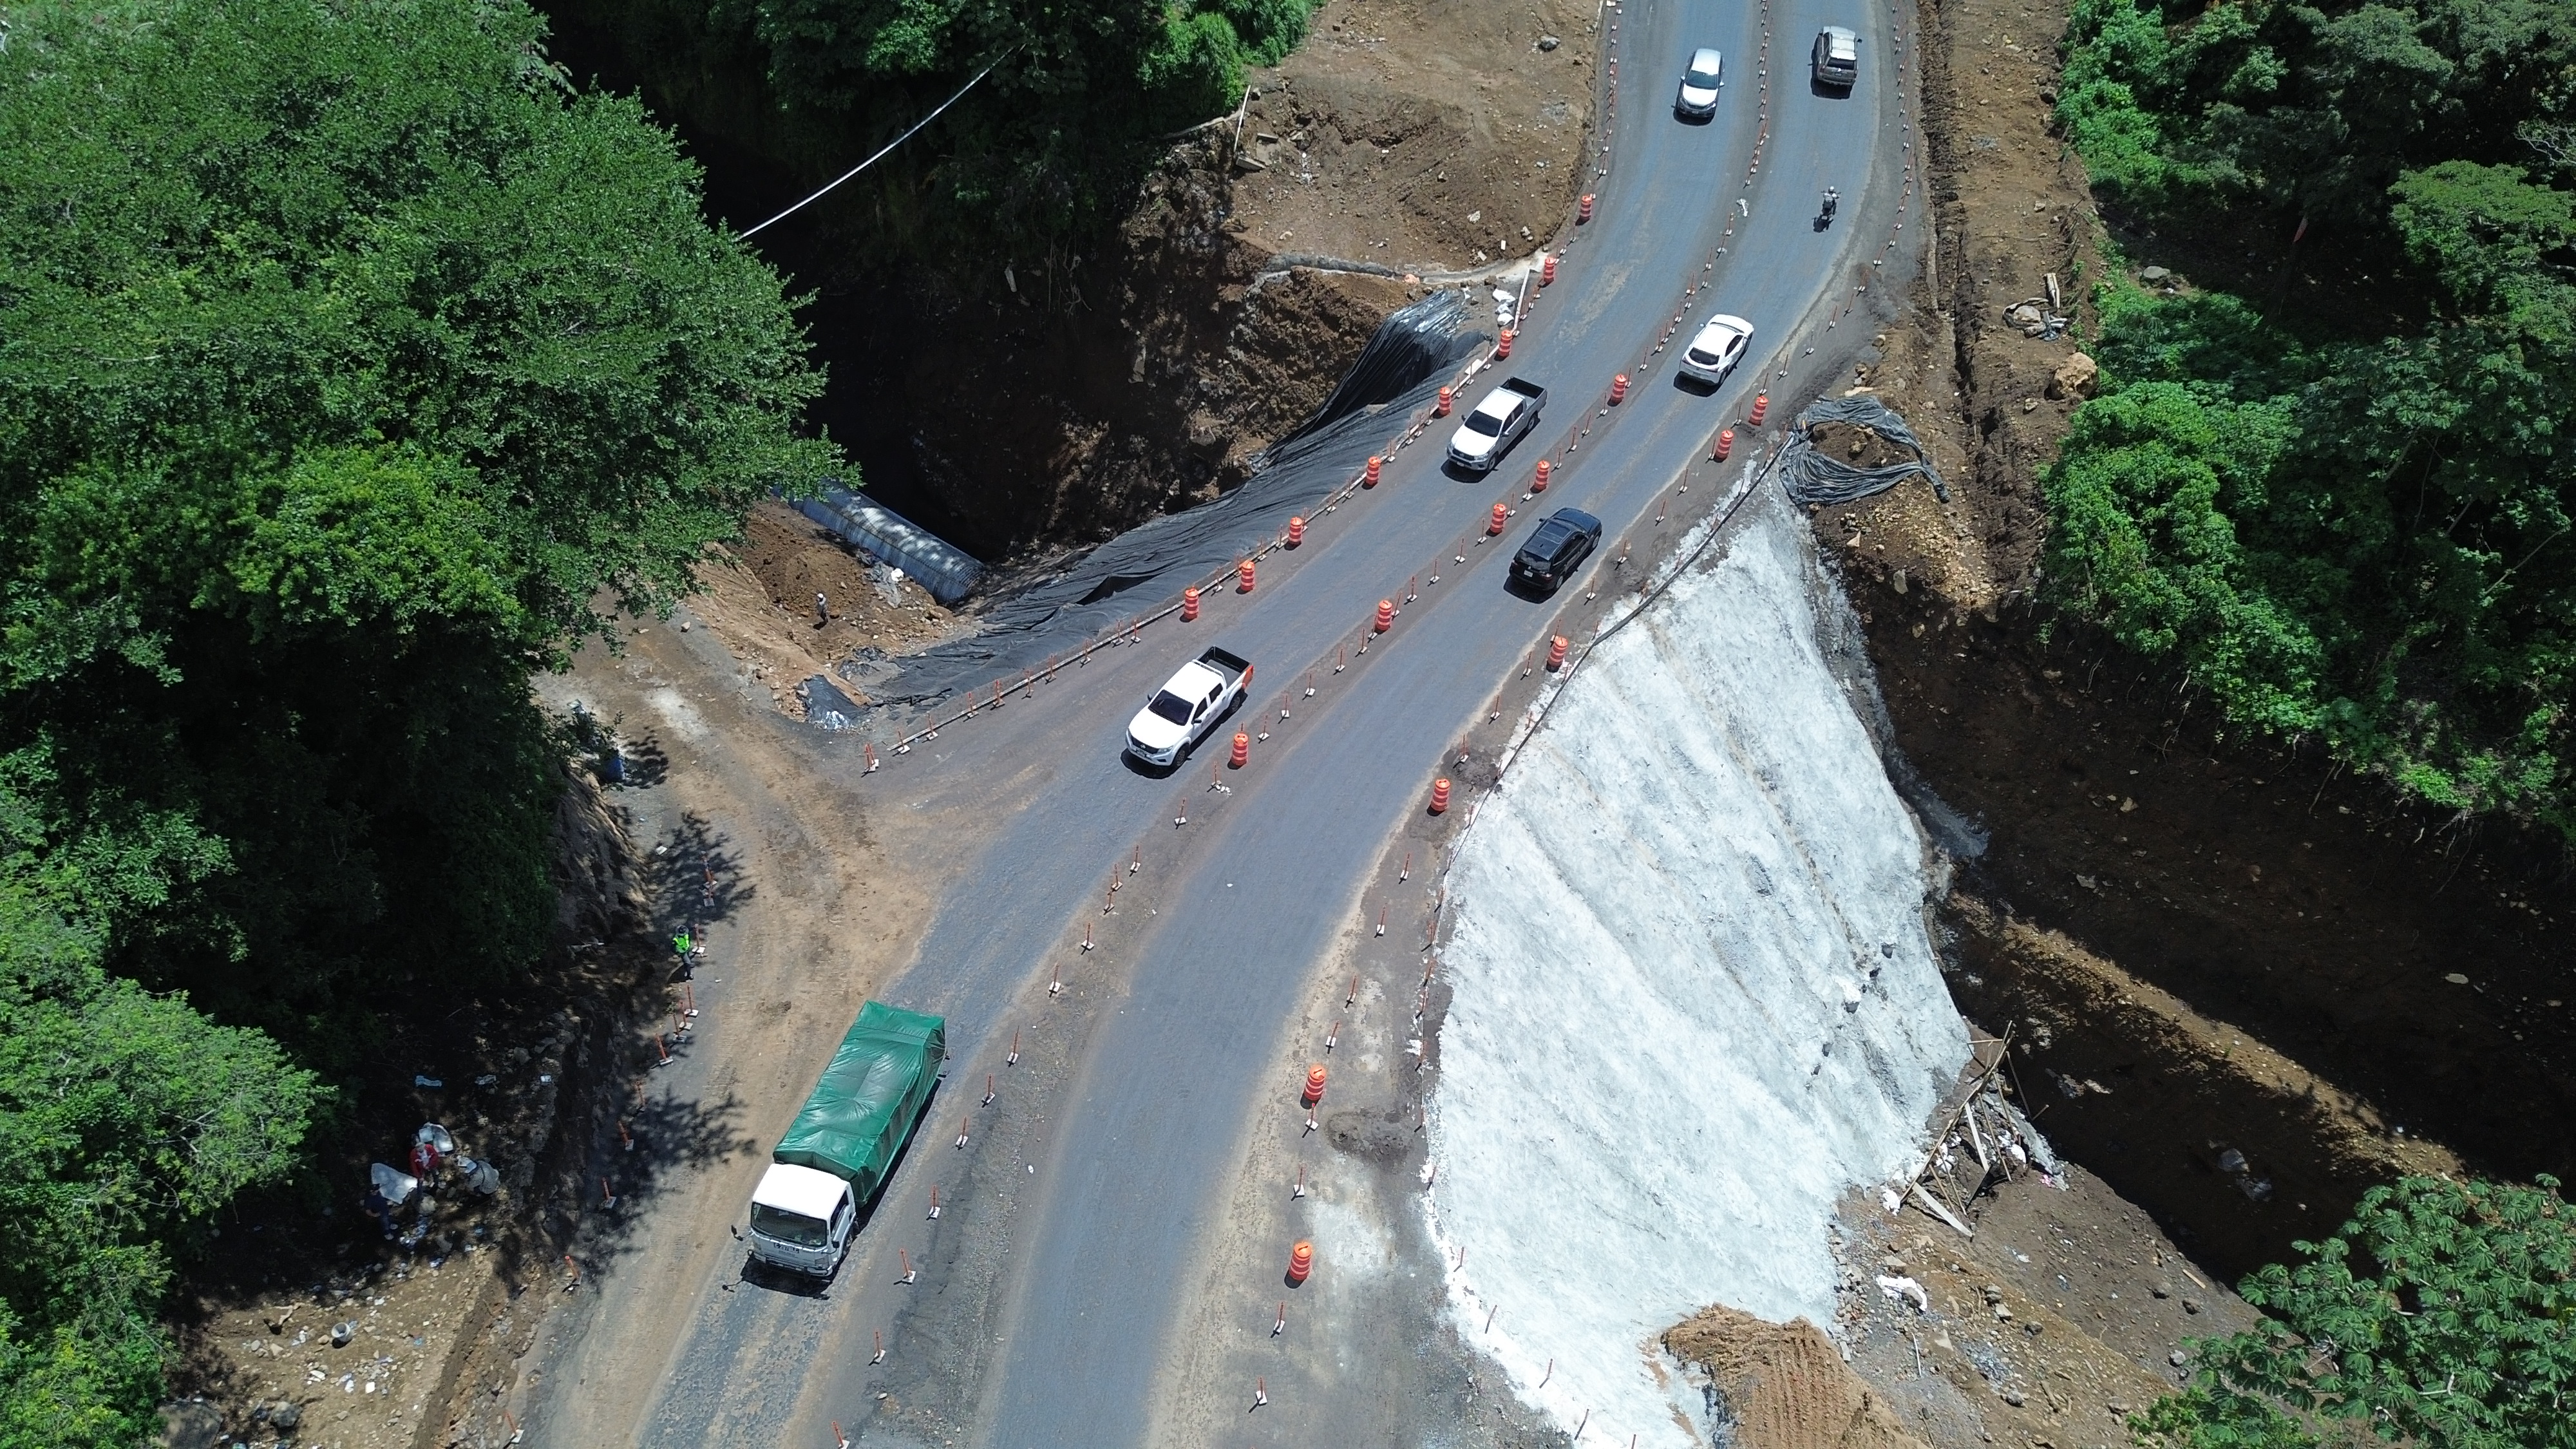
[1126,646,1255,766]
[1447,377,1546,472]
[748,1162,856,1274]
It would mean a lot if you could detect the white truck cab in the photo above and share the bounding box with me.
[748,1161,856,1275]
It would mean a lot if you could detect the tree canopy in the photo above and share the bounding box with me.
[2043,0,2576,833]
[2136,1174,2576,1449]
[576,0,1322,251]
[0,0,831,1437]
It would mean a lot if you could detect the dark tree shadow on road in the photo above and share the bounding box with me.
[638,811,753,951]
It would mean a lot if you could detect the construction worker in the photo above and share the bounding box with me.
[815,591,829,627]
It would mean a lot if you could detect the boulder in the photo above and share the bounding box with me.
[157,1401,223,1449]
[2139,265,2172,284]
[2047,351,2100,400]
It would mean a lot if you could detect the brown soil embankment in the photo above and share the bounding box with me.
[1817,0,2576,1300]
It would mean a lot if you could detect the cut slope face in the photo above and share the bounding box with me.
[1426,489,1971,1445]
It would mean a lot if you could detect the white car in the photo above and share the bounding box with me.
[1678,314,1756,384]
[1674,48,1723,118]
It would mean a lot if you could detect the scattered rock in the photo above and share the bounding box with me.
[2004,302,2044,328]
[2170,1349,2190,1367]
[2047,351,2099,400]
[1538,33,1560,50]
[157,1401,224,1449]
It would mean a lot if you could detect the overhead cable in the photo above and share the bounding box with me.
[738,51,1015,239]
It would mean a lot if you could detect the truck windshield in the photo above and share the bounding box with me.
[1147,690,1195,725]
[750,1202,829,1247]
[1464,412,1504,436]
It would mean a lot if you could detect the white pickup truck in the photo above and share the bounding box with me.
[1446,376,1546,472]
[1125,646,1255,766]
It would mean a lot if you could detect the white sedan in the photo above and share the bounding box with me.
[1678,313,1756,384]
[1674,48,1723,118]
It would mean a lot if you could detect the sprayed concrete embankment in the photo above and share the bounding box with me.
[1425,486,1973,1446]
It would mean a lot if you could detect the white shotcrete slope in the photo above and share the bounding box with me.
[1426,487,1970,1445]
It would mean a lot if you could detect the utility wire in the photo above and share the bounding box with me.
[737,51,1014,239]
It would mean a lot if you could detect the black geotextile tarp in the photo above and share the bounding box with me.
[846,290,1481,707]
[1778,395,1949,507]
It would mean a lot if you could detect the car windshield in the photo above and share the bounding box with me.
[1464,412,1504,437]
[1687,62,1721,84]
[751,1202,829,1247]
[1148,690,1194,725]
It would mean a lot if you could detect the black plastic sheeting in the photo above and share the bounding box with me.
[846,290,1481,708]
[1778,395,1949,507]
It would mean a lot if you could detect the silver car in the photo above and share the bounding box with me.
[1674,48,1723,118]
[1813,27,1859,90]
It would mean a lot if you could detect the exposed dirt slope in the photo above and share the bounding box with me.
[1230,0,1596,270]
[166,766,659,1449]
[1831,1159,2262,1449]
[1818,0,2575,1296]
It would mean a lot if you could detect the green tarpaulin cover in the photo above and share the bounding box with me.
[773,1000,945,1207]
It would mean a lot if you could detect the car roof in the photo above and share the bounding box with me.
[1697,313,1754,337]
[1822,26,1859,46]
[1689,47,1722,68]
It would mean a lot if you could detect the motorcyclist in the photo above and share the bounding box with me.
[1820,187,1839,222]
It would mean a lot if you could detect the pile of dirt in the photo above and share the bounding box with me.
[1667,1305,1930,1449]
[1229,0,1596,270]
[683,498,959,716]
[1829,1158,2260,1449]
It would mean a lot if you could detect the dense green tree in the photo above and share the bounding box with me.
[0,0,833,1435]
[2134,1175,2576,1449]
[2045,0,2576,832]
[573,0,1321,251]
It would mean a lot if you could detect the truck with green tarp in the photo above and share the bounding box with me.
[745,1000,946,1276]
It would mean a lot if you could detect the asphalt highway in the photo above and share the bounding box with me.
[587,0,1915,1442]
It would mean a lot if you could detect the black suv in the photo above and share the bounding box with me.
[1508,508,1604,594]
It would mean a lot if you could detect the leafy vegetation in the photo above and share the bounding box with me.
[566,0,1322,251]
[2134,1174,2576,1449]
[2043,0,2576,832]
[0,0,829,1437]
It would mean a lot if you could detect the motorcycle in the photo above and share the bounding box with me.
[1819,187,1839,225]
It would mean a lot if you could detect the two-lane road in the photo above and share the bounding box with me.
[547,0,1917,1441]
